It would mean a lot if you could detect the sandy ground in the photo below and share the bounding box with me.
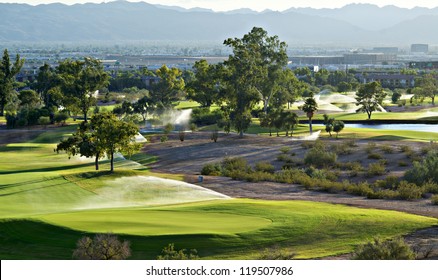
[145,131,438,259]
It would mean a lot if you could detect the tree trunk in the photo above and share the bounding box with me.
[432,96,435,106]
[269,128,272,137]
[239,130,243,138]
[367,111,372,120]
[95,153,99,170]
[309,118,313,134]
[84,110,88,122]
[110,152,114,172]
[0,104,4,117]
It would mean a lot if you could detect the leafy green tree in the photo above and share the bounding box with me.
[355,81,386,120]
[333,120,345,138]
[0,49,24,116]
[222,27,287,136]
[413,74,438,105]
[391,89,403,104]
[302,96,318,134]
[57,57,109,122]
[133,95,155,123]
[259,111,275,136]
[151,65,185,108]
[186,59,221,107]
[56,121,102,170]
[91,112,141,172]
[33,63,61,109]
[323,114,334,137]
[18,90,40,109]
[282,111,299,137]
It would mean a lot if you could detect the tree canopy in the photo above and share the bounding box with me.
[0,49,24,116]
[355,81,386,120]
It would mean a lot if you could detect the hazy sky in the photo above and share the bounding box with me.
[2,0,438,11]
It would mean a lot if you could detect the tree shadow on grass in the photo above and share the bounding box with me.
[0,162,96,175]
[366,135,410,141]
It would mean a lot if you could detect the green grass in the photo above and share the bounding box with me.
[1,126,437,259]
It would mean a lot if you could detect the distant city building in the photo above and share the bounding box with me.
[372,47,398,54]
[411,44,429,53]
[343,53,396,65]
[289,56,344,65]
[355,73,415,88]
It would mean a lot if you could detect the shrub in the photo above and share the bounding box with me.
[255,161,275,174]
[330,142,353,155]
[304,146,337,168]
[373,175,399,190]
[191,108,222,126]
[423,180,438,194]
[163,123,174,134]
[38,116,51,127]
[210,130,218,142]
[201,163,222,176]
[399,145,412,153]
[54,111,69,125]
[368,152,383,160]
[277,154,292,162]
[397,181,423,200]
[259,246,296,260]
[178,130,185,142]
[160,135,168,142]
[404,150,438,185]
[157,243,199,260]
[345,181,373,196]
[380,145,394,154]
[221,157,250,175]
[72,233,131,260]
[279,146,291,154]
[431,195,438,205]
[367,162,386,177]
[398,160,408,167]
[352,237,415,260]
[365,142,376,154]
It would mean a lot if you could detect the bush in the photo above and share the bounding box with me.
[38,116,51,126]
[222,157,250,175]
[367,162,386,177]
[191,108,222,126]
[404,150,438,185]
[423,180,438,194]
[397,181,423,200]
[373,175,399,190]
[380,145,394,154]
[304,146,337,168]
[365,142,376,154]
[259,246,296,260]
[54,111,69,125]
[431,195,438,205]
[279,146,291,154]
[210,130,218,142]
[201,163,222,176]
[157,243,199,260]
[330,142,353,155]
[72,233,131,260]
[352,237,415,260]
[178,130,185,142]
[160,135,168,142]
[255,161,275,174]
[368,152,383,160]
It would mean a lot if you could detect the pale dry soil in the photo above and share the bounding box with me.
[145,132,438,259]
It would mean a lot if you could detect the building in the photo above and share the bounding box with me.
[289,56,344,65]
[411,44,429,53]
[355,73,415,88]
[372,47,398,54]
[343,53,397,65]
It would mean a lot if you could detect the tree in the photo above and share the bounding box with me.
[151,65,185,108]
[91,112,141,172]
[133,95,155,123]
[413,74,438,105]
[57,57,109,122]
[259,111,275,136]
[222,27,287,137]
[186,59,221,107]
[18,90,40,109]
[282,111,299,137]
[333,120,345,139]
[56,121,102,170]
[391,89,403,104]
[355,81,386,120]
[0,49,24,116]
[302,96,318,134]
[33,63,61,109]
[73,234,131,260]
[323,114,334,137]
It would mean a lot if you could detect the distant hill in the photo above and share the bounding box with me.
[1,2,438,45]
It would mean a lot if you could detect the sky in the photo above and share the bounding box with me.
[1,0,438,11]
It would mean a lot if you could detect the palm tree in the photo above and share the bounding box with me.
[302,97,318,134]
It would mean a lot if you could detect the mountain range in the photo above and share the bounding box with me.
[1,2,438,45]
